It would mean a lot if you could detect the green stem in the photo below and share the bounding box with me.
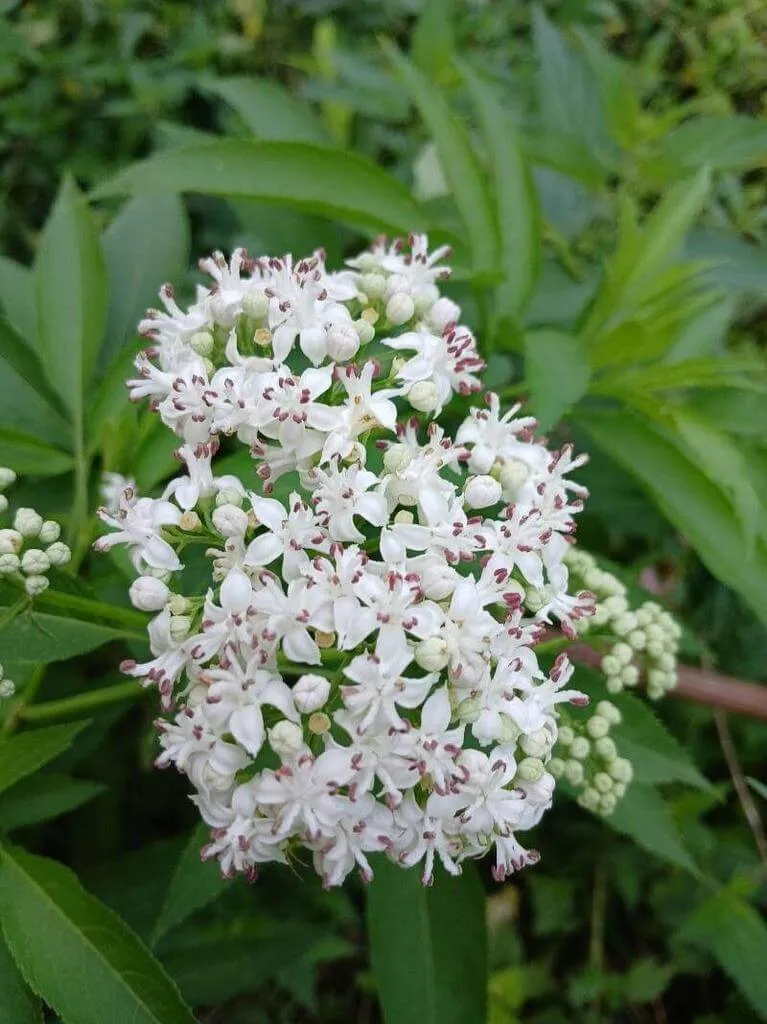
[18,681,145,723]
[588,859,608,1024]
[5,580,148,636]
[69,434,91,569]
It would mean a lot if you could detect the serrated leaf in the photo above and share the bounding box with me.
[678,889,767,1019]
[152,824,230,945]
[0,609,128,663]
[461,63,540,317]
[35,177,108,429]
[0,723,89,798]
[101,194,189,368]
[0,773,105,831]
[203,76,331,144]
[605,784,698,874]
[0,257,37,351]
[0,928,42,1024]
[581,410,767,627]
[383,42,498,278]
[367,858,487,1024]
[93,141,424,236]
[0,847,197,1024]
[524,329,590,430]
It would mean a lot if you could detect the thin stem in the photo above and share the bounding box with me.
[18,681,145,723]
[1,664,46,736]
[588,858,608,1024]
[714,709,767,868]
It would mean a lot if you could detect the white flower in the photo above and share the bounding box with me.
[95,497,182,572]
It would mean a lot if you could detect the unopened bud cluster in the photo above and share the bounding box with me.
[0,662,15,700]
[549,700,632,816]
[95,236,654,888]
[566,550,681,700]
[0,469,71,596]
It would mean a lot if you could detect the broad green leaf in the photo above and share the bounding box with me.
[0,609,128,663]
[647,116,767,180]
[0,430,74,476]
[0,327,71,446]
[575,30,642,152]
[671,410,763,549]
[383,43,498,278]
[594,356,767,397]
[532,9,613,168]
[687,389,767,438]
[134,423,182,492]
[0,773,105,831]
[678,889,767,1018]
[152,824,230,945]
[605,784,697,874]
[367,858,487,1024]
[524,329,590,430]
[93,141,424,236]
[461,64,540,317]
[581,410,767,627]
[101,194,189,367]
[35,177,108,428]
[0,320,67,417]
[0,930,42,1024]
[0,257,37,351]
[685,228,767,296]
[0,847,197,1024]
[162,924,327,1007]
[0,722,89,798]
[203,76,331,145]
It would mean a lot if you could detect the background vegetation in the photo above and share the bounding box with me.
[1,0,766,1021]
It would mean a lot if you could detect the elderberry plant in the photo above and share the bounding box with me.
[96,236,679,887]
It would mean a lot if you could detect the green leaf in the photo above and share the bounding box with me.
[0,847,197,1024]
[134,422,181,492]
[581,410,767,627]
[605,784,698,874]
[0,722,89,798]
[412,0,455,80]
[0,929,42,1024]
[0,430,74,476]
[461,64,540,317]
[647,116,767,181]
[0,774,105,831]
[623,957,674,1004]
[152,824,230,945]
[524,329,590,430]
[93,141,424,236]
[203,76,331,144]
[367,858,487,1024]
[383,43,498,278]
[0,326,71,447]
[101,194,189,367]
[575,30,642,152]
[746,777,767,802]
[35,177,108,429]
[679,889,767,1019]
[0,257,38,351]
[0,320,67,417]
[0,609,127,663]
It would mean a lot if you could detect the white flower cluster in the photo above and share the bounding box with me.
[548,699,633,816]
[567,550,681,700]
[0,469,72,596]
[97,235,601,887]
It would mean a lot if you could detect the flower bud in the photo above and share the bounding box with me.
[215,488,243,507]
[586,715,609,739]
[456,696,481,723]
[212,504,249,538]
[360,273,386,299]
[243,289,269,320]
[293,674,331,714]
[517,757,545,782]
[14,508,42,538]
[418,560,457,600]
[325,323,360,362]
[0,678,15,698]
[354,319,375,344]
[315,630,336,649]
[169,615,192,641]
[393,509,414,526]
[129,576,170,612]
[548,757,566,778]
[45,542,72,567]
[426,297,460,332]
[558,726,575,746]
[385,293,414,326]
[596,700,621,725]
[594,772,613,794]
[268,720,304,758]
[25,575,49,597]
[308,711,331,735]
[189,331,214,357]
[39,521,61,544]
[498,458,530,497]
[0,467,17,490]
[609,758,633,784]
[383,444,413,474]
[0,530,23,554]
[578,788,601,812]
[565,760,584,786]
[466,444,495,475]
[21,549,50,575]
[0,553,20,574]
[570,736,590,760]
[595,737,617,761]
[179,511,202,532]
[168,594,190,615]
[414,636,449,672]
[463,474,502,510]
[599,792,617,815]
[521,728,549,758]
[406,380,439,413]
